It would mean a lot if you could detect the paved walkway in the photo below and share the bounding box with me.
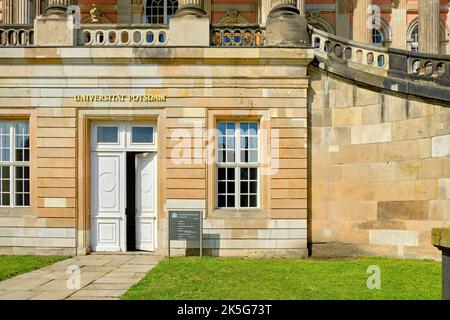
[0,254,163,300]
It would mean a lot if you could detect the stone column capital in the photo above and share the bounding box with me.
[177,0,207,16]
[45,0,73,16]
[270,0,299,14]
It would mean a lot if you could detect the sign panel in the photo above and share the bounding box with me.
[169,211,202,241]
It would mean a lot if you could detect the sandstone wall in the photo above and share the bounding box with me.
[0,47,313,257]
[309,67,450,259]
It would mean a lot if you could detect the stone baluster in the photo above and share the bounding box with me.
[352,0,372,43]
[266,0,308,46]
[419,0,441,54]
[177,0,206,15]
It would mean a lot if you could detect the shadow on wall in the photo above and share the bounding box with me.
[184,233,221,257]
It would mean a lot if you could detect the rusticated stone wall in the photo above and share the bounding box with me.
[309,67,450,260]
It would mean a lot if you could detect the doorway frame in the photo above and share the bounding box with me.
[90,121,158,252]
[75,111,166,255]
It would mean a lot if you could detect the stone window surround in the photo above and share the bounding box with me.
[0,110,35,212]
[207,109,270,219]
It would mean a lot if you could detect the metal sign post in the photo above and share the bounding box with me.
[168,211,203,258]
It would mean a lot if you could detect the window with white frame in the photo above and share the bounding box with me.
[0,121,30,207]
[146,0,178,24]
[216,122,259,209]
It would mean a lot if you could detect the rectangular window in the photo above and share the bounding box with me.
[132,126,154,144]
[97,126,118,143]
[216,122,259,209]
[0,121,30,207]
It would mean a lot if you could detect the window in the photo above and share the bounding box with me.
[0,121,30,207]
[146,0,178,24]
[97,126,118,143]
[411,27,419,52]
[372,29,383,45]
[132,126,154,144]
[216,122,259,209]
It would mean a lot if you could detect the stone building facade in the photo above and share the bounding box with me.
[1,1,449,53]
[0,0,448,259]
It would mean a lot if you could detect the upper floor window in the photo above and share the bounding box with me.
[146,0,178,24]
[216,122,259,209]
[411,27,419,52]
[372,29,383,46]
[0,121,30,207]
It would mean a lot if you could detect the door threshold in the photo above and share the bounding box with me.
[90,251,159,255]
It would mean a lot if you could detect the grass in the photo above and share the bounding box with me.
[122,256,441,300]
[0,255,69,282]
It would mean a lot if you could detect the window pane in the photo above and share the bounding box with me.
[250,168,257,180]
[15,122,30,162]
[0,123,11,162]
[217,122,236,164]
[15,167,22,179]
[217,167,236,209]
[14,166,29,207]
[240,195,248,207]
[227,181,235,193]
[227,195,235,207]
[97,126,118,143]
[250,195,257,207]
[241,181,248,193]
[218,195,225,208]
[226,123,235,135]
[218,123,226,135]
[218,181,225,193]
[132,127,154,143]
[0,166,10,206]
[250,181,257,193]
[218,167,226,180]
[2,193,9,206]
[226,151,235,163]
[2,166,9,179]
[241,168,248,180]
[227,168,235,180]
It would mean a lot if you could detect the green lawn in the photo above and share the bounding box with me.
[122,257,441,300]
[0,255,69,282]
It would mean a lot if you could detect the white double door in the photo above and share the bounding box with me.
[91,151,156,252]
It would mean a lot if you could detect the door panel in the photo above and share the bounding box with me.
[135,153,156,251]
[91,152,126,251]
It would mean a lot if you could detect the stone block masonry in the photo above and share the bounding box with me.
[0,46,314,257]
[310,67,450,259]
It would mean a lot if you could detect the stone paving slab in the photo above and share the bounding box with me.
[0,253,163,300]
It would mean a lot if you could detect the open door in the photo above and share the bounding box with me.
[135,152,156,251]
[91,152,126,252]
